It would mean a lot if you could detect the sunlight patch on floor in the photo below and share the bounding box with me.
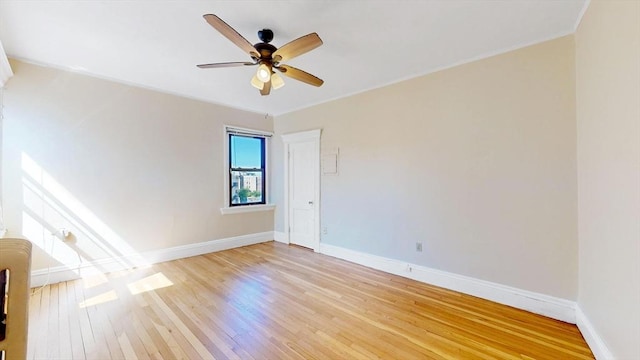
[79,289,118,308]
[127,272,173,295]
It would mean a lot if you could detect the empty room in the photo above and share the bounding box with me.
[0,0,638,359]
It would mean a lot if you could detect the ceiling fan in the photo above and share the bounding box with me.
[197,14,324,96]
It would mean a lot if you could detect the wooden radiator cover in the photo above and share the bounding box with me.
[0,238,32,360]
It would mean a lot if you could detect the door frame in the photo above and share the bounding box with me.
[282,129,321,252]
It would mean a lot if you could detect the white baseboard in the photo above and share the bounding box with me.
[319,243,576,324]
[273,231,288,244]
[575,306,614,360]
[31,231,274,287]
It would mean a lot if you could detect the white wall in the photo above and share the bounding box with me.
[2,60,274,272]
[575,1,640,358]
[274,36,578,300]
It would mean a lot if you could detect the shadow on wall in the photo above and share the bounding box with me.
[20,151,148,278]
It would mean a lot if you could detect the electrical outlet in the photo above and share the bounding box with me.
[415,242,423,252]
[322,227,328,235]
[53,228,71,240]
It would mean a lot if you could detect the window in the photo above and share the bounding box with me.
[228,130,267,207]
[222,126,273,214]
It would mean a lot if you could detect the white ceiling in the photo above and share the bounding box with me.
[0,0,586,116]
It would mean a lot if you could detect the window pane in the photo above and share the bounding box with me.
[230,171,264,205]
[230,135,263,169]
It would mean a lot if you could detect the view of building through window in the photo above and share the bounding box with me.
[230,171,263,204]
[229,133,265,206]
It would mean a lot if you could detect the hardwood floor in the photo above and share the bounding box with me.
[27,242,593,359]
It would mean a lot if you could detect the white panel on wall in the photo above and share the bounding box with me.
[322,147,339,175]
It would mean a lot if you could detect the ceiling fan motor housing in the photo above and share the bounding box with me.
[254,42,277,60]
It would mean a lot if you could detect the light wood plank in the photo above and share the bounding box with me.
[57,282,73,360]
[26,287,42,359]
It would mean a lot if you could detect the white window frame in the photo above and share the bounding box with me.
[220,125,275,215]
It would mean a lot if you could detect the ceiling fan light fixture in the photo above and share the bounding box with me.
[271,72,285,90]
[198,15,324,94]
[256,63,271,82]
[250,75,264,90]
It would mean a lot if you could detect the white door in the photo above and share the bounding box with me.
[288,140,317,249]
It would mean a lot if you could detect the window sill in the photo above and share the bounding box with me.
[220,204,276,215]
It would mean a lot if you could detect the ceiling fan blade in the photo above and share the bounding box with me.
[276,65,324,87]
[260,80,272,96]
[203,14,259,58]
[197,62,256,69]
[272,33,322,63]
